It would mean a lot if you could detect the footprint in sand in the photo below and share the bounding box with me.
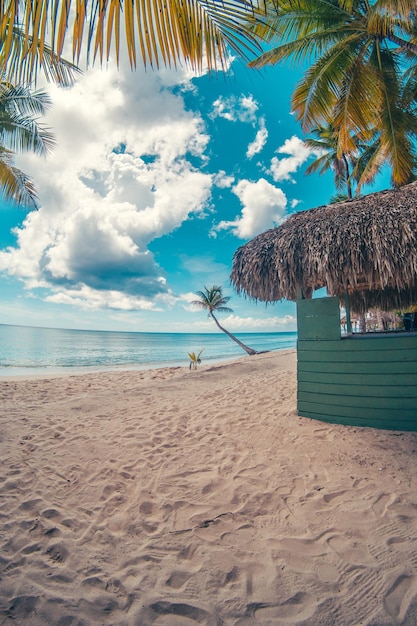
[372,493,397,517]
[327,534,375,566]
[274,536,340,584]
[384,573,417,622]
[139,600,212,624]
[46,542,69,564]
[166,570,192,589]
[252,591,317,623]
[6,595,39,621]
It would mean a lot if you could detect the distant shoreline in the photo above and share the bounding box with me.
[0,348,296,381]
[0,325,297,377]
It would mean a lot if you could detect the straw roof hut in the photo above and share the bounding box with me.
[231,182,417,314]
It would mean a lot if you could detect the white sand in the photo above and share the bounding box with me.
[1,349,417,625]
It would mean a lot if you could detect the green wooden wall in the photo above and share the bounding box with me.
[297,297,417,431]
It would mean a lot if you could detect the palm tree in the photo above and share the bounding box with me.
[304,122,390,200]
[0,0,265,82]
[191,285,258,356]
[249,0,417,188]
[0,82,55,208]
[304,123,356,199]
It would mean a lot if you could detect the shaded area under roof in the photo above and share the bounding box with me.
[231,182,417,314]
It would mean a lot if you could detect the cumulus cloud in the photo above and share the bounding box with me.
[213,171,235,188]
[190,313,296,331]
[210,94,259,124]
[212,178,287,239]
[246,117,268,158]
[220,314,296,329]
[269,135,318,182]
[0,63,213,310]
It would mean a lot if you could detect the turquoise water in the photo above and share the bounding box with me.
[0,324,297,375]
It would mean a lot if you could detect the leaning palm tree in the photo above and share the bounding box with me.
[249,0,417,188]
[191,285,258,356]
[0,82,55,208]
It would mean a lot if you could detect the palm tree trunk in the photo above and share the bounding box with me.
[210,313,258,356]
[342,153,353,199]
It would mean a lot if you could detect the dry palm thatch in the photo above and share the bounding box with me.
[231,182,417,314]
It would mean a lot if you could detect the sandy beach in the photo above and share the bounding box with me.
[1,349,417,625]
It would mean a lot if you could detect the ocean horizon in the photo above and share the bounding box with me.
[0,324,297,376]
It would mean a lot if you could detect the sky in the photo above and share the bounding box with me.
[0,48,384,334]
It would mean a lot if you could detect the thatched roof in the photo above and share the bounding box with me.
[231,182,417,313]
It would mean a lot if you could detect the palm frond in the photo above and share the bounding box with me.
[304,152,333,175]
[0,149,38,208]
[0,84,52,117]
[0,25,82,87]
[1,0,265,77]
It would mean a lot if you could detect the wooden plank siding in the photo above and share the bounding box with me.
[296,297,417,431]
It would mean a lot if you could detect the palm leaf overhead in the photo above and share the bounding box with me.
[1,25,81,87]
[1,0,266,81]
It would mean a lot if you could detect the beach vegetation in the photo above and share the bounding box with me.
[191,285,258,356]
[248,0,417,190]
[188,349,204,370]
[0,82,55,208]
[0,0,266,81]
[0,24,80,209]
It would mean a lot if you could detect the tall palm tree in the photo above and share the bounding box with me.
[0,0,265,82]
[249,0,417,188]
[0,82,55,208]
[191,285,258,356]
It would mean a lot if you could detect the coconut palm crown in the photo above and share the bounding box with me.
[249,0,417,189]
[191,286,258,356]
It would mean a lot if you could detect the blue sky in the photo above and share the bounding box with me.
[0,54,380,333]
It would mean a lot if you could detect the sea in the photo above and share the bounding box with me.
[0,324,297,376]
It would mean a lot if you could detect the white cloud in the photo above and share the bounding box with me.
[45,285,164,311]
[220,314,296,329]
[269,135,317,182]
[213,170,234,188]
[0,63,213,309]
[246,117,268,158]
[212,178,287,239]
[210,94,259,124]
[190,313,296,331]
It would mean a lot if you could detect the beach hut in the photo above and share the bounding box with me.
[230,181,417,431]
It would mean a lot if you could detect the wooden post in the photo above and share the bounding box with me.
[344,292,352,334]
